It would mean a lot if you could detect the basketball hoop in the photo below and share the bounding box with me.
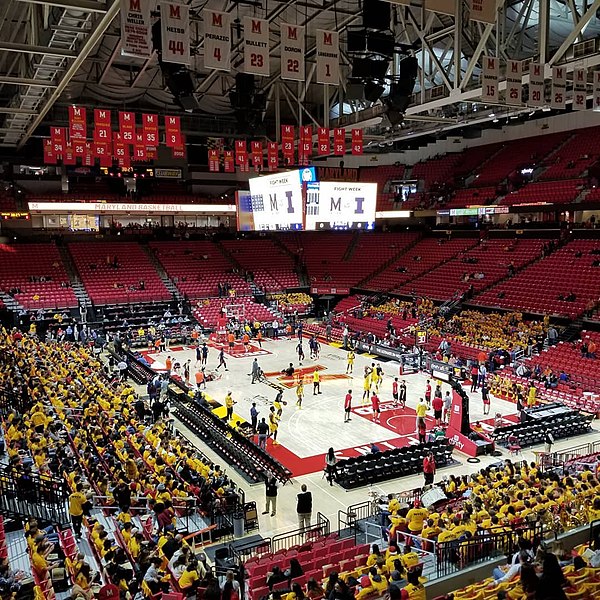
[224,303,245,320]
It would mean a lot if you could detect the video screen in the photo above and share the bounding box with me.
[304,181,377,230]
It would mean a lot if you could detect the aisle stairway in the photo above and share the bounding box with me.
[139,242,182,301]
[57,243,92,309]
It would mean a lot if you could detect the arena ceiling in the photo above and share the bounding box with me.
[0,0,599,153]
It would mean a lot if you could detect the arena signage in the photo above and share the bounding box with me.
[28,202,235,214]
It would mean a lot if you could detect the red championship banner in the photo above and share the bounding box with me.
[267,141,278,171]
[318,127,330,155]
[43,139,56,164]
[63,142,76,165]
[224,150,235,173]
[142,113,159,147]
[171,143,186,159]
[95,142,112,166]
[82,143,94,166]
[165,115,181,147]
[250,141,263,171]
[299,125,312,165]
[68,106,87,140]
[94,108,111,128]
[351,128,363,155]
[119,111,136,143]
[50,127,66,153]
[333,128,345,155]
[281,124,295,163]
[208,149,220,172]
[235,139,247,165]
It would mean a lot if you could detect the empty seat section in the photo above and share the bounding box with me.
[539,126,600,180]
[193,297,278,327]
[220,239,299,292]
[69,242,170,305]
[0,243,77,309]
[476,239,600,318]
[499,179,582,206]
[150,241,251,299]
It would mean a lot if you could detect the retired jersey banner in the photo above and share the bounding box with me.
[50,126,66,153]
[572,67,587,111]
[528,62,545,107]
[505,59,522,106]
[164,115,181,147]
[251,141,263,171]
[280,23,305,81]
[94,126,111,144]
[68,106,87,140]
[481,56,499,103]
[160,2,191,65]
[351,129,363,155]
[550,66,566,109]
[318,127,330,155]
[208,149,220,172]
[425,0,455,15]
[120,0,152,59]
[94,108,111,129]
[63,143,76,165]
[316,30,339,85]
[224,150,235,173]
[468,0,496,24]
[281,124,295,161]
[134,132,147,161]
[119,111,135,142]
[594,71,600,112]
[43,139,56,164]
[267,141,278,171]
[298,125,312,165]
[244,17,269,76]
[333,128,345,155]
[143,113,159,147]
[235,140,248,165]
[72,140,86,156]
[203,10,231,71]
[83,143,93,166]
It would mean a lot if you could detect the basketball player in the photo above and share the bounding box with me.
[201,343,208,366]
[346,350,355,374]
[362,371,371,403]
[268,406,280,445]
[274,389,284,417]
[296,379,304,408]
[313,370,321,395]
[371,392,381,423]
[399,379,407,409]
[242,332,250,353]
[296,342,305,364]
[425,379,432,408]
[227,332,235,355]
[392,377,399,407]
[225,391,235,422]
[344,389,352,422]
[216,348,227,371]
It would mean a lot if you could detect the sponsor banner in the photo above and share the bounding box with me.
[68,105,87,140]
[550,65,566,109]
[424,0,455,15]
[505,59,522,106]
[224,150,235,173]
[355,340,403,361]
[311,287,351,295]
[208,149,220,172]
[594,71,600,112]
[333,128,345,155]
[317,128,330,155]
[468,0,496,24]
[316,30,339,85]
[267,141,278,171]
[280,23,305,81]
[203,9,231,71]
[572,67,587,111]
[528,62,545,107]
[351,128,363,155]
[159,2,191,65]
[481,55,499,103]
[120,0,152,58]
[244,16,270,76]
[155,168,182,178]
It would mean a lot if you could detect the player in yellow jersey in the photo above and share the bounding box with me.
[268,406,280,445]
[346,350,355,374]
[296,379,304,408]
[362,373,371,403]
